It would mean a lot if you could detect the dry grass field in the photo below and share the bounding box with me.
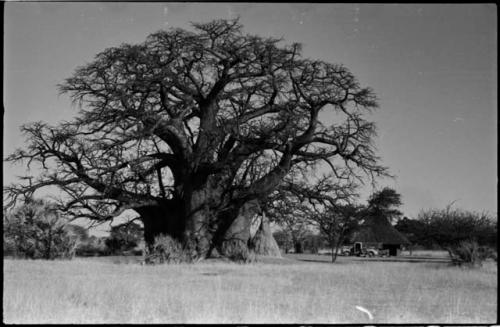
[3,255,497,324]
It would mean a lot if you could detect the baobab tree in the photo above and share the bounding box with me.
[5,19,387,260]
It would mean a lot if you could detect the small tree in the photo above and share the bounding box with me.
[3,198,76,259]
[105,221,144,254]
[312,204,362,262]
[272,230,293,253]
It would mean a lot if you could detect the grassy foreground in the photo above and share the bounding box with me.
[3,256,497,324]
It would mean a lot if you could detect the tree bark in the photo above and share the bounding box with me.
[331,237,343,263]
[183,186,214,258]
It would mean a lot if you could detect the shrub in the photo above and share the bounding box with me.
[144,235,194,264]
[448,240,497,267]
[219,239,257,263]
[226,245,256,263]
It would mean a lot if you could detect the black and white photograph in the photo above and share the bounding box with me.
[3,2,497,324]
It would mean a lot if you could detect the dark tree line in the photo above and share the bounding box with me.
[395,207,497,250]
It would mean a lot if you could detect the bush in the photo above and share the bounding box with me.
[3,199,77,259]
[219,239,257,263]
[448,240,497,267]
[144,235,194,264]
[226,245,256,263]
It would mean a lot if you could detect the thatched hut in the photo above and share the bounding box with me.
[350,215,410,256]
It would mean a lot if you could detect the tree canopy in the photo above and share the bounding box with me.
[366,187,403,223]
[5,19,388,260]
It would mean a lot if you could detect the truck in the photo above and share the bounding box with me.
[341,242,386,257]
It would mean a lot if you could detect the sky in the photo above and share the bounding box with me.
[3,3,497,233]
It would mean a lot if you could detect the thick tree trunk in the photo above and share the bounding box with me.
[139,173,222,258]
[137,180,235,260]
[136,198,184,249]
[183,186,214,259]
[215,200,259,258]
[331,237,343,263]
[331,244,339,263]
[136,182,279,261]
[249,212,281,257]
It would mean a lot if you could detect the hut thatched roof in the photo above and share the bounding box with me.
[351,215,410,245]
